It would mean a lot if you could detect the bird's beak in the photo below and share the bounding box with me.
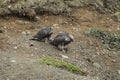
[71,38,74,42]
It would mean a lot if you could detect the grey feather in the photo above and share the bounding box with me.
[31,27,53,41]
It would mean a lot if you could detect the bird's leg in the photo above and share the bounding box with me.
[45,38,48,44]
[58,44,62,50]
[48,36,51,41]
[64,45,68,52]
[61,44,66,53]
[58,44,66,52]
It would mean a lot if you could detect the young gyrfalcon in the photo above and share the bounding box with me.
[50,32,74,52]
[30,27,53,43]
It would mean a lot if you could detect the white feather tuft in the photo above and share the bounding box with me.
[69,34,74,40]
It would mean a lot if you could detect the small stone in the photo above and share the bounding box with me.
[10,60,16,63]
[93,62,101,68]
[14,46,18,49]
[84,30,91,35]
[60,54,69,59]
[114,13,120,22]
[21,31,27,35]
[16,20,25,25]
[34,24,41,28]
[108,29,111,31]
[35,47,38,50]
[111,59,116,63]
[26,30,31,35]
[117,27,120,31]
[14,51,16,53]
[96,52,100,55]
[6,37,14,45]
[29,42,34,46]
[0,27,5,33]
[31,54,34,57]
[118,70,120,74]
[53,24,59,27]
[41,49,45,51]
[70,24,73,26]
[103,44,111,50]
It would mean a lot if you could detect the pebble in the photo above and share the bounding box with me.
[21,31,31,35]
[34,24,41,28]
[29,42,34,46]
[96,52,100,55]
[21,31,27,35]
[16,20,25,25]
[114,14,120,22]
[103,44,111,50]
[14,46,18,49]
[53,24,59,27]
[93,62,101,68]
[0,27,5,33]
[53,24,60,29]
[117,27,120,31]
[111,59,116,63]
[30,54,34,57]
[60,54,69,59]
[26,30,31,35]
[34,47,38,50]
[84,30,91,35]
[6,37,15,45]
[118,70,120,74]
[10,60,16,63]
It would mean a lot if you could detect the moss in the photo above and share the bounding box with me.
[39,57,87,75]
[85,28,104,38]
[85,28,120,50]
[64,0,82,8]
[95,0,104,6]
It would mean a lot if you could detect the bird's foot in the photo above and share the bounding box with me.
[64,48,68,53]
[45,38,48,44]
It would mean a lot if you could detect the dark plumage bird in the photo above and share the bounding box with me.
[30,27,53,43]
[50,32,74,52]
[55,32,69,38]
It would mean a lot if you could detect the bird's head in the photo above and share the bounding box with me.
[69,34,74,42]
[48,27,53,34]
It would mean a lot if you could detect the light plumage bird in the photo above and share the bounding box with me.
[30,27,53,43]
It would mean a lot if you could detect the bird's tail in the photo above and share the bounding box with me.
[49,41,57,47]
[29,36,40,41]
[49,39,55,45]
[29,38,36,40]
[49,39,53,44]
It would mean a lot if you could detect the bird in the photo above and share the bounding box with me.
[30,27,53,43]
[50,32,74,52]
[54,32,69,38]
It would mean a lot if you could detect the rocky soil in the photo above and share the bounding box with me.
[0,0,120,80]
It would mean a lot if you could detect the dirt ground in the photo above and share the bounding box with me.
[0,8,120,80]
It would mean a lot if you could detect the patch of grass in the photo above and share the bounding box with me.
[85,28,120,50]
[95,0,104,6]
[64,0,82,8]
[39,57,87,75]
[85,28,104,38]
[116,6,120,13]
[114,6,120,22]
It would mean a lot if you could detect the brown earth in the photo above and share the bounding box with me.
[0,7,120,80]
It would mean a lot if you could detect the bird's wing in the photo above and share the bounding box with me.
[53,36,68,45]
[33,30,46,39]
[55,32,69,38]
